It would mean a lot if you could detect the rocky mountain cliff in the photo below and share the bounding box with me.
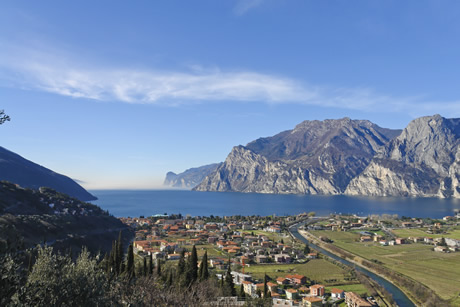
[194,118,402,194]
[345,115,460,198]
[164,163,222,189]
[0,146,96,201]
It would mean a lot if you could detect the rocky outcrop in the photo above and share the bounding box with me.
[0,146,96,201]
[163,163,222,189]
[345,115,460,198]
[194,118,401,194]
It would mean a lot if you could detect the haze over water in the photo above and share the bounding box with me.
[92,190,460,219]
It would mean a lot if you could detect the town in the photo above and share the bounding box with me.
[120,212,387,306]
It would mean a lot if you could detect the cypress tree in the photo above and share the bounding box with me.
[116,231,124,274]
[177,249,186,276]
[304,243,311,254]
[199,250,209,281]
[143,257,148,276]
[126,243,135,278]
[27,251,34,273]
[263,273,268,298]
[239,283,245,298]
[156,259,162,277]
[224,259,236,296]
[186,245,198,284]
[149,254,153,275]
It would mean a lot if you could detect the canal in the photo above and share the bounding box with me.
[289,222,415,307]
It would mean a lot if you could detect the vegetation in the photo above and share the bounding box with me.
[0,109,10,125]
[0,244,223,307]
[310,230,457,305]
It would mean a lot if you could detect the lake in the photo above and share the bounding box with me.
[90,189,460,218]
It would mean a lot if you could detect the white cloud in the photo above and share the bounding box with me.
[0,45,459,117]
[234,0,264,15]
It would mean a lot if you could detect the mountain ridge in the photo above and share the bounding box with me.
[0,146,96,201]
[194,115,460,199]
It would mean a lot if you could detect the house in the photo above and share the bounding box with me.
[272,299,298,307]
[167,253,181,260]
[274,254,292,263]
[360,236,372,242]
[231,271,252,285]
[256,255,269,263]
[434,246,448,253]
[302,296,323,307]
[285,289,298,300]
[345,292,372,307]
[379,240,388,246]
[242,281,255,296]
[307,252,318,259]
[286,274,306,285]
[395,238,406,245]
[401,222,412,227]
[331,288,345,299]
[310,284,325,297]
[267,282,278,293]
[276,277,289,285]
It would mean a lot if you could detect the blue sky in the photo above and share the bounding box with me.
[1,0,460,189]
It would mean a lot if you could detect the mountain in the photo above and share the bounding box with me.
[0,181,131,254]
[194,118,401,194]
[345,115,460,198]
[163,163,222,189]
[0,146,96,201]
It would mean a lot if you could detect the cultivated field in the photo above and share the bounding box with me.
[243,258,353,285]
[311,230,460,302]
[392,226,460,240]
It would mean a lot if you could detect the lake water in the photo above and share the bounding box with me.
[90,189,460,219]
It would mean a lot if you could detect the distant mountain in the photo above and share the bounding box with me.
[194,118,401,194]
[0,146,96,201]
[346,115,460,198]
[164,163,222,189]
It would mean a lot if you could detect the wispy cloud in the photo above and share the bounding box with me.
[234,0,264,16]
[0,45,459,117]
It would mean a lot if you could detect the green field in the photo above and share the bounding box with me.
[311,230,460,301]
[243,258,353,284]
[392,226,460,240]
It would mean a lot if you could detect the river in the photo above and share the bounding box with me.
[289,222,415,307]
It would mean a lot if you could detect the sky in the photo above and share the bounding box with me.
[1,0,460,189]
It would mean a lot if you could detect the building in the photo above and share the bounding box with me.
[231,271,252,285]
[285,289,298,300]
[345,292,372,307]
[272,299,298,307]
[276,277,289,285]
[331,288,345,299]
[286,274,307,285]
[302,296,323,307]
[309,284,325,297]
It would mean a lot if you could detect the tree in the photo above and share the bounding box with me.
[223,259,236,296]
[156,259,162,277]
[239,283,245,298]
[186,245,198,285]
[199,250,209,281]
[143,257,148,276]
[304,244,311,255]
[126,244,135,278]
[0,254,22,306]
[263,273,268,298]
[0,110,10,125]
[149,254,153,275]
[14,246,109,306]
